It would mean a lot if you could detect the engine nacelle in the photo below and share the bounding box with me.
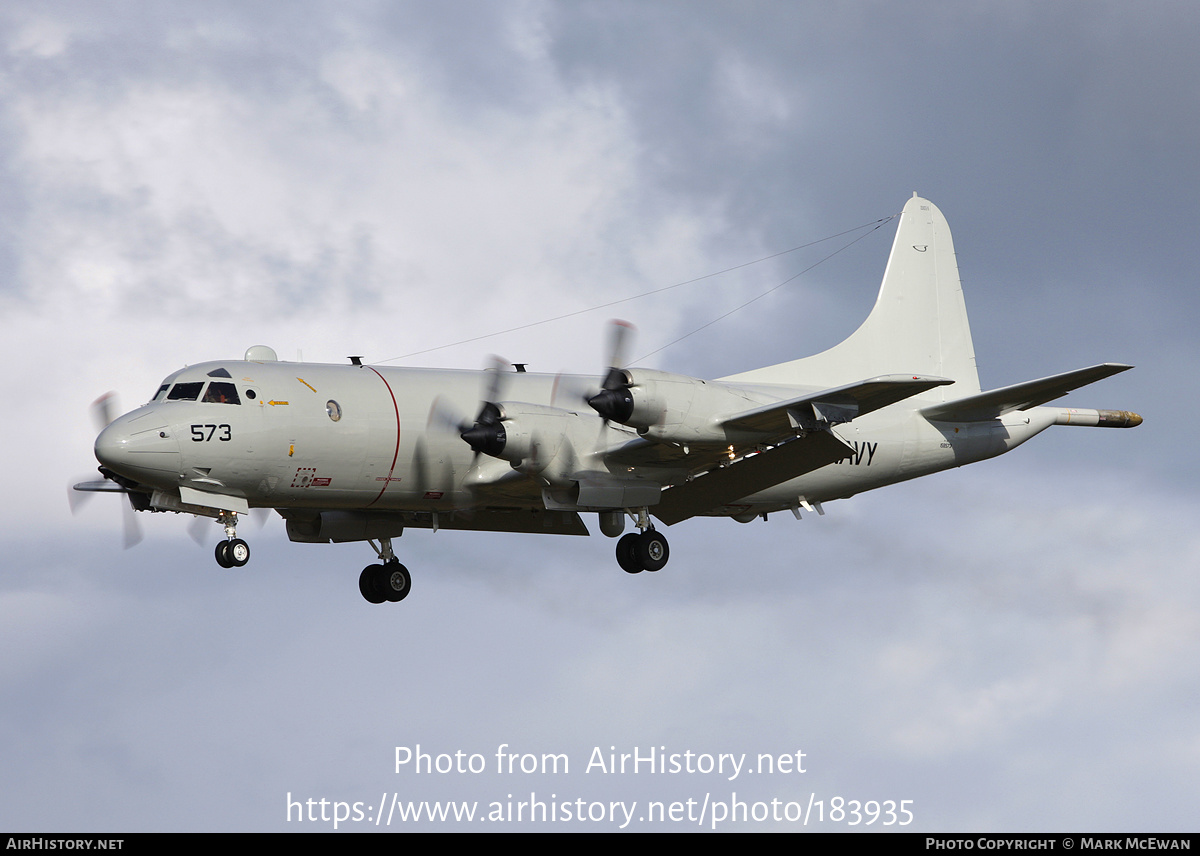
[493,403,567,469]
[589,368,764,445]
[464,402,602,487]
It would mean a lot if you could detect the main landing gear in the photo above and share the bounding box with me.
[615,509,670,574]
[213,510,250,568]
[359,537,411,604]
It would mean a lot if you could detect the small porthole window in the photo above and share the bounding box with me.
[246,389,257,400]
[326,400,342,422]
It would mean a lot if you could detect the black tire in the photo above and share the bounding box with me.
[359,564,387,604]
[214,540,233,568]
[635,530,669,572]
[382,561,411,602]
[227,538,250,567]
[616,533,643,574]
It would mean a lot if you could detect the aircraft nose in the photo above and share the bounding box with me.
[94,408,182,484]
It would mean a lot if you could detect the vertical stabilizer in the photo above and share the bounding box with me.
[721,195,980,399]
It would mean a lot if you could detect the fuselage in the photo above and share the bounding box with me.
[94,356,1054,525]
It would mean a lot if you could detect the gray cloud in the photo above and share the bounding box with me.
[1,1,1191,832]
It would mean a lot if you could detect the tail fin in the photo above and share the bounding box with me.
[722,194,980,400]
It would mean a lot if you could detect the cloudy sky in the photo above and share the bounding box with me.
[2,1,1195,832]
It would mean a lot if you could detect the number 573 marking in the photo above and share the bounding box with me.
[190,423,232,442]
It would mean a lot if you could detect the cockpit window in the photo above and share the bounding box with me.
[152,384,170,402]
[203,382,241,405]
[167,382,204,401]
[207,367,232,379]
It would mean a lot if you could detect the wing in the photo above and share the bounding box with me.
[721,374,953,435]
[604,374,947,523]
[607,373,951,471]
[653,431,853,526]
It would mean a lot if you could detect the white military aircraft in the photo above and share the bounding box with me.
[75,194,1141,603]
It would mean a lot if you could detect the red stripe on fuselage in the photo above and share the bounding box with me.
[365,367,401,507]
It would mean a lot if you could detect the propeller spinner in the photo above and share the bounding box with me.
[460,401,506,457]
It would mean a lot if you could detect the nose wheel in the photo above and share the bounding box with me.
[215,538,250,568]
[212,510,250,568]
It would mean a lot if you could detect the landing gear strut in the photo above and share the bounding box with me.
[359,537,411,604]
[615,508,669,574]
[213,511,250,568]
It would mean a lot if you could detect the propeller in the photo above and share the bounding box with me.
[423,359,517,520]
[412,432,479,520]
[68,478,143,547]
[187,515,210,546]
[121,495,144,548]
[457,355,512,460]
[71,391,143,547]
[548,370,590,411]
[586,320,636,425]
[66,476,97,516]
[91,391,118,433]
[70,390,122,514]
[425,355,512,461]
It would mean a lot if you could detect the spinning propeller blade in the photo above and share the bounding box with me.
[587,320,636,424]
[74,391,144,548]
[90,391,118,433]
[459,355,510,460]
[122,496,144,548]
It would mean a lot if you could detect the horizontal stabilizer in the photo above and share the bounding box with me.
[921,363,1133,422]
[653,431,852,526]
[722,374,953,435]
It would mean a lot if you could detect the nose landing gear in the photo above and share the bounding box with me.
[213,511,250,568]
